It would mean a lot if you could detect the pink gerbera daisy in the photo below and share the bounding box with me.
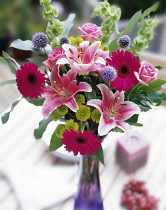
[62,129,101,156]
[16,62,46,99]
[106,50,140,91]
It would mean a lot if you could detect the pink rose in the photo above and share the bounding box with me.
[78,23,103,42]
[42,47,65,70]
[134,61,158,86]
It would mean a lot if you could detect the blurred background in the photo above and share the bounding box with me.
[0,1,166,209]
[0,0,166,55]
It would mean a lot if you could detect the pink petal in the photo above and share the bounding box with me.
[115,121,131,138]
[97,84,114,110]
[134,71,148,86]
[77,82,92,92]
[56,57,69,65]
[42,96,63,118]
[116,101,140,121]
[87,99,102,113]
[82,41,101,64]
[64,97,79,112]
[98,113,116,136]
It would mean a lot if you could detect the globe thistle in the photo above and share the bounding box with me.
[117,35,131,49]
[100,66,117,82]
[59,36,70,45]
[32,32,48,49]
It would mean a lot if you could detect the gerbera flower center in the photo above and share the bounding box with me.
[118,65,130,78]
[75,136,88,144]
[27,73,37,85]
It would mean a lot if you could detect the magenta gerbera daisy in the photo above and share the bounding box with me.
[16,62,46,99]
[106,50,140,91]
[62,129,101,156]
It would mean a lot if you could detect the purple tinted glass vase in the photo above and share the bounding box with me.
[74,154,104,210]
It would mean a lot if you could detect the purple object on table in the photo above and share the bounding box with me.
[115,132,150,173]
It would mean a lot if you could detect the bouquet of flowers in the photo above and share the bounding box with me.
[0,0,166,165]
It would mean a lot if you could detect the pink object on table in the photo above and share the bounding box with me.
[115,132,150,173]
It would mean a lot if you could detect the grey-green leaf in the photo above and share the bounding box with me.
[34,114,52,140]
[0,57,16,74]
[28,56,47,68]
[139,79,166,94]
[10,39,51,55]
[1,99,21,124]
[63,13,75,36]
[0,79,16,87]
[49,132,63,151]
[122,11,142,35]
[142,2,160,18]
[148,92,166,103]
[94,144,105,165]
[25,97,45,106]
[2,52,20,69]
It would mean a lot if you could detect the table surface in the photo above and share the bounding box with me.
[1,63,166,210]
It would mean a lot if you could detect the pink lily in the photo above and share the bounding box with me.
[57,41,109,75]
[87,84,140,136]
[42,65,92,118]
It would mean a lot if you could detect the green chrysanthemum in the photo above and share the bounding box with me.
[52,110,60,121]
[55,124,66,138]
[65,119,79,131]
[76,105,91,121]
[56,105,68,115]
[91,109,101,123]
[69,36,84,46]
[75,94,85,106]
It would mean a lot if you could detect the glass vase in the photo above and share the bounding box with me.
[74,154,104,210]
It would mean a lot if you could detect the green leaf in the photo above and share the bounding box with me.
[25,97,45,106]
[34,115,52,140]
[148,92,166,103]
[0,57,16,74]
[155,66,162,70]
[125,114,139,124]
[122,10,142,35]
[139,79,166,94]
[10,39,52,55]
[63,13,75,36]
[49,132,63,151]
[108,38,118,53]
[28,56,47,67]
[142,2,160,18]
[2,52,20,69]
[94,144,104,165]
[0,79,16,87]
[1,99,21,124]
[111,127,124,133]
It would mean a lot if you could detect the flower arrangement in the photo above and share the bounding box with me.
[0,0,166,164]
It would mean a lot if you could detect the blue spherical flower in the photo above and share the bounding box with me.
[100,66,117,82]
[59,36,70,45]
[32,32,48,49]
[117,35,131,49]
